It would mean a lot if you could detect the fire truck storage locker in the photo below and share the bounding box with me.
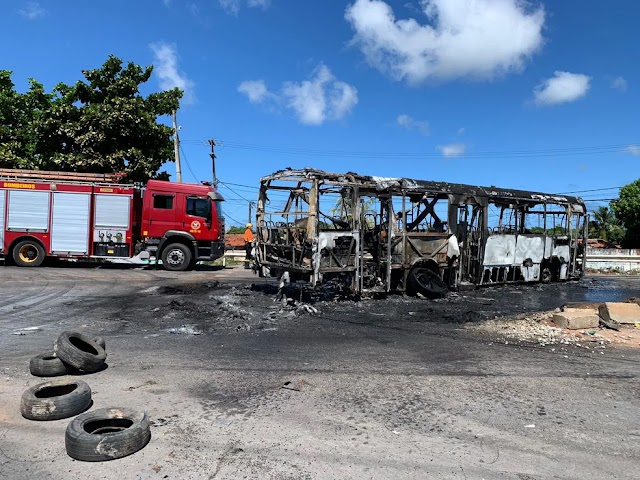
[0,190,5,253]
[7,190,50,233]
[51,192,91,254]
[93,193,131,257]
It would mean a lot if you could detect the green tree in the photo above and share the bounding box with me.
[0,55,182,181]
[612,179,640,247]
[227,226,246,234]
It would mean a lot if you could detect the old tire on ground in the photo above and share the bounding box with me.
[65,407,151,462]
[55,331,107,373]
[29,353,70,377]
[161,243,192,272]
[12,239,46,267]
[21,379,91,421]
[94,336,106,351]
[407,267,448,299]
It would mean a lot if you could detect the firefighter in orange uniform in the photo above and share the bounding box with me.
[243,223,255,269]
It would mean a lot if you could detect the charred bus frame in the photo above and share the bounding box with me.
[255,168,587,296]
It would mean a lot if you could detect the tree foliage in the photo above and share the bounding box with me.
[588,206,625,244]
[0,55,182,181]
[612,179,640,247]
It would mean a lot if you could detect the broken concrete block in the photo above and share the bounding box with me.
[599,302,640,325]
[552,312,599,330]
[562,302,601,315]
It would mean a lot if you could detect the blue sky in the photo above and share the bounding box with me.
[1,0,638,225]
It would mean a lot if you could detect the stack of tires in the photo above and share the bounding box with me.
[21,332,151,462]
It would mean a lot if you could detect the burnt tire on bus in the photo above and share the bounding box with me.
[407,267,448,299]
[55,331,107,373]
[21,379,92,421]
[161,243,192,271]
[65,407,151,462]
[12,239,45,267]
[29,353,71,377]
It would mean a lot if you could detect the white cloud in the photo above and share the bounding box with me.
[345,0,544,84]
[437,143,466,158]
[219,0,270,15]
[457,127,465,135]
[611,76,627,92]
[149,42,195,104]
[282,65,358,125]
[19,2,46,19]
[625,145,640,156]
[533,71,591,106]
[238,65,358,126]
[396,114,429,135]
[238,80,269,103]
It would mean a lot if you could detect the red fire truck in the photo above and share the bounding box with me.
[0,169,225,271]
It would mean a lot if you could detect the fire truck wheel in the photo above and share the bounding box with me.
[29,353,70,377]
[13,240,45,267]
[161,243,192,271]
[55,331,107,373]
[65,407,151,462]
[21,379,92,421]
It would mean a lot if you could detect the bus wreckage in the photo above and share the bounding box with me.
[254,168,587,298]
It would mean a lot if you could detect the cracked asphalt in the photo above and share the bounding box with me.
[0,263,639,479]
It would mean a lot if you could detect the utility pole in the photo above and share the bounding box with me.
[208,139,217,188]
[172,110,182,182]
[248,201,256,225]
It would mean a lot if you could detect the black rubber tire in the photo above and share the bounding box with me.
[161,243,192,272]
[65,407,151,462]
[12,239,46,267]
[94,336,106,351]
[29,353,70,377]
[54,331,107,373]
[407,267,448,299]
[21,379,91,421]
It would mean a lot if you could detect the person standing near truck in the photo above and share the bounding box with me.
[243,223,255,269]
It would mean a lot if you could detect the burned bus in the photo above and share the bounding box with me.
[254,168,587,297]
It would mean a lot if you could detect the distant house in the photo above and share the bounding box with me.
[586,238,621,249]
[225,234,245,250]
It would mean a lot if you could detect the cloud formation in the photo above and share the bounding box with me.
[19,2,46,19]
[625,145,640,156]
[238,65,358,126]
[533,71,591,106]
[219,0,270,15]
[397,114,429,135]
[149,42,195,104]
[437,143,466,158]
[610,76,627,92]
[345,0,544,84]
[237,80,269,103]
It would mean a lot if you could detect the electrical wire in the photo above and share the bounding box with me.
[178,145,199,183]
[182,138,640,160]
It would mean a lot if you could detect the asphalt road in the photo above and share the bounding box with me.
[0,264,639,479]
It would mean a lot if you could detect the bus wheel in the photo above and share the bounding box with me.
[161,243,192,272]
[13,240,45,267]
[408,267,448,299]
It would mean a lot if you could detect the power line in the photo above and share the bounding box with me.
[179,145,198,182]
[183,139,640,160]
[558,186,622,194]
[218,181,254,203]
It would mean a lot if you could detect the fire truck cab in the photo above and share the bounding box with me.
[0,169,225,271]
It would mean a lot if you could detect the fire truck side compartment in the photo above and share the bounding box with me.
[8,190,50,232]
[93,194,132,257]
[51,192,91,254]
[0,191,4,253]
